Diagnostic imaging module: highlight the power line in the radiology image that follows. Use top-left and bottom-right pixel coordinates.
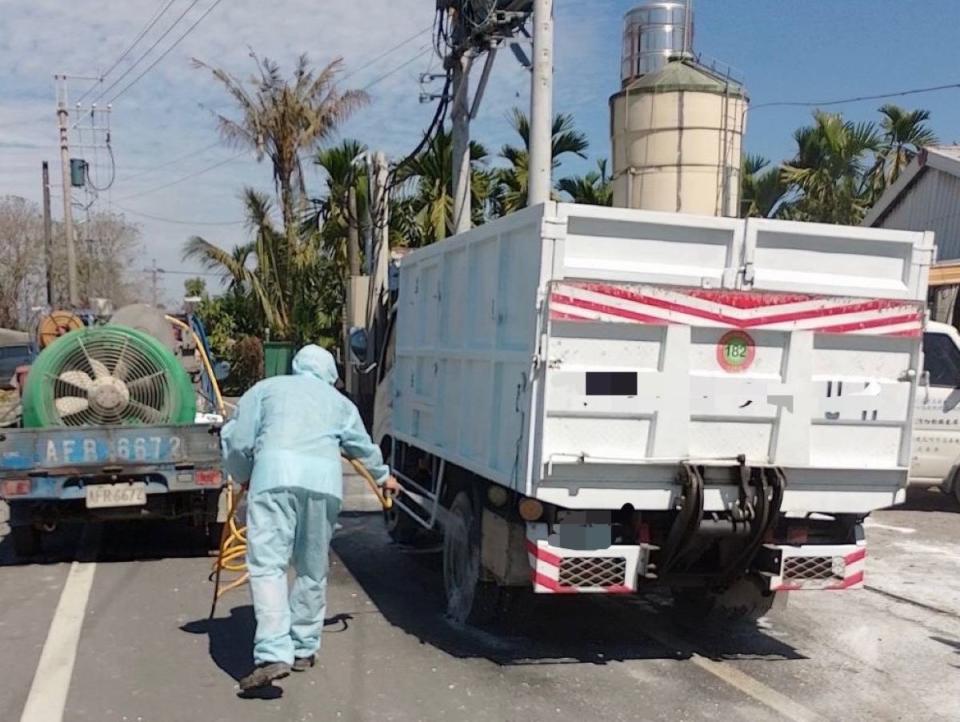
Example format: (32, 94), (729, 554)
(92, 0), (203, 105)
(107, 0), (227, 104)
(753, 82), (960, 112)
(114, 151), (245, 202)
(117, 140), (226, 183)
(76, 0), (179, 104)
(340, 24), (434, 84)
(361, 46), (433, 91)
(112, 202), (244, 226)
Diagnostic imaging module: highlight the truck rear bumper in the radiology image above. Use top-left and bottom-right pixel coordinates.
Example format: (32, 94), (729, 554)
(762, 541), (866, 591)
(525, 523), (654, 594)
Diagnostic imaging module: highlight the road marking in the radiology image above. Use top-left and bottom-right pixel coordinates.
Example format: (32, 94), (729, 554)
(863, 519), (916, 534)
(20, 526), (100, 722)
(636, 626), (823, 722)
(686, 652), (822, 722)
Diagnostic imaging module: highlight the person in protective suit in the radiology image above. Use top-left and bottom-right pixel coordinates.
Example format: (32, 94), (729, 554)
(221, 344), (400, 691)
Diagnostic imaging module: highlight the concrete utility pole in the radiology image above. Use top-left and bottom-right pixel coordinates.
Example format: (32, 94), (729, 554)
(56, 75), (80, 307)
(527, 0), (555, 207)
(451, 52), (473, 235)
(41, 161), (54, 306)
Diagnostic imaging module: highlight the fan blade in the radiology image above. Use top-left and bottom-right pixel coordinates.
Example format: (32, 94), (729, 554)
(113, 338), (131, 381)
(125, 371), (165, 393)
(58, 370), (94, 391)
(90, 358), (111, 381)
(55, 396), (90, 416)
(127, 400), (164, 424)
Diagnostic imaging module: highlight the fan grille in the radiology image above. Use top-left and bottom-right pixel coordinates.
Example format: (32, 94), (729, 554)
(22, 326), (196, 428)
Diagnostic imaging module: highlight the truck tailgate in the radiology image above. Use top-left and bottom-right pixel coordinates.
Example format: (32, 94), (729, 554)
(0, 424), (219, 478)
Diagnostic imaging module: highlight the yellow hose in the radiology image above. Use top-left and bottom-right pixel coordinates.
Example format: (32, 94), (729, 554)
(165, 315), (226, 417)
(209, 457), (392, 618)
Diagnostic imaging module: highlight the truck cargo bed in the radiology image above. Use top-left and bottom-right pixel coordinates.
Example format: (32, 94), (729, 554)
(393, 202), (933, 514)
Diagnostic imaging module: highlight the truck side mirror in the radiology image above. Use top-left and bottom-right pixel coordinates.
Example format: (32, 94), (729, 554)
(213, 360), (231, 381)
(348, 328), (369, 365)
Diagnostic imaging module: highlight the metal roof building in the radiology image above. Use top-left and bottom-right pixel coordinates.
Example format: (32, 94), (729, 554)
(864, 145), (960, 261)
(864, 146), (960, 322)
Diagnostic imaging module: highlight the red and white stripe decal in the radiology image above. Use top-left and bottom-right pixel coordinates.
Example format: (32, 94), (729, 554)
(550, 282), (923, 337)
(771, 546), (867, 592)
(526, 540), (633, 595)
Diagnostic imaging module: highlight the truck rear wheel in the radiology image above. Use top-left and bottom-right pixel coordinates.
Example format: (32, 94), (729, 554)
(11, 525), (41, 559)
(443, 491), (501, 625)
(384, 504), (420, 545)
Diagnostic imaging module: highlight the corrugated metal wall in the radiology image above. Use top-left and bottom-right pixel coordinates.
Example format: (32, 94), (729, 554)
(876, 169), (960, 260)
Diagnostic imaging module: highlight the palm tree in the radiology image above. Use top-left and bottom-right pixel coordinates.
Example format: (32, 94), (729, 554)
(870, 104), (938, 192)
(495, 108), (589, 215)
(394, 128), (492, 246)
(780, 111), (881, 225)
(314, 139), (368, 275)
(184, 189), (291, 337)
(556, 159), (613, 206)
(192, 53), (367, 256)
(740, 154), (788, 218)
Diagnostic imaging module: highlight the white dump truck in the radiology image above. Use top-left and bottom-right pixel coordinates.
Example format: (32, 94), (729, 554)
(350, 201), (933, 623)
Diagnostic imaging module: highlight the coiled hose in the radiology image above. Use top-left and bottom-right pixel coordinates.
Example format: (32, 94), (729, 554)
(208, 457), (392, 618)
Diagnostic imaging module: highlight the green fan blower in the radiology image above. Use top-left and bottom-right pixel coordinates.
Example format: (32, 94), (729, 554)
(21, 325), (196, 428)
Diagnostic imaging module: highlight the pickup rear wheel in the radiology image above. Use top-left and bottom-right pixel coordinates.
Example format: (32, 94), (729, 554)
(443, 491), (500, 626)
(11, 525), (41, 559)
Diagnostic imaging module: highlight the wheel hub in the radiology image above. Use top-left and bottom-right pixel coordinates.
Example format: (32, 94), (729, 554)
(88, 377), (130, 414)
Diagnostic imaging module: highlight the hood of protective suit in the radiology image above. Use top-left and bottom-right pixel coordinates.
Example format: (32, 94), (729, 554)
(291, 344), (339, 385)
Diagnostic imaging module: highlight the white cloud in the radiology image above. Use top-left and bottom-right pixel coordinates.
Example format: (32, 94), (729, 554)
(0, 0), (625, 303)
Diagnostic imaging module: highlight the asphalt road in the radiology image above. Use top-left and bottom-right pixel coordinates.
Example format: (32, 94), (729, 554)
(1, 475), (959, 722)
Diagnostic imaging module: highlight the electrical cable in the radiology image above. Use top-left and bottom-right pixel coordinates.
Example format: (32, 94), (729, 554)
(111, 202), (245, 226)
(107, 0), (227, 105)
(86, 139), (117, 192)
(76, 0), (179, 104)
(360, 46), (433, 92)
(92, 0), (203, 105)
(117, 140), (225, 183)
(388, 74), (452, 189)
(113, 150), (245, 202)
(753, 82), (960, 112)
(340, 24), (434, 84)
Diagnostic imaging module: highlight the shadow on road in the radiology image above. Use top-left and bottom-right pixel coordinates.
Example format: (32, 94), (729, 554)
(181, 606), (359, 693)
(332, 513), (806, 668)
(0, 515), (216, 567)
(893, 487), (960, 513)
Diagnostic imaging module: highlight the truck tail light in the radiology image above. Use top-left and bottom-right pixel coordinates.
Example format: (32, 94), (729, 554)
(2, 480), (31, 496)
(518, 498), (544, 521)
(195, 469), (222, 487)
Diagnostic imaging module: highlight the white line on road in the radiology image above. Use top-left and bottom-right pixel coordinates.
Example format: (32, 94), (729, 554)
(20, 560), (97, 722)
(863, 519), (916, 534)
(635, 626), (823, 722)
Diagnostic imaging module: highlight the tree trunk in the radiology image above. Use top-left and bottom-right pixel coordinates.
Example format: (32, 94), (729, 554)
(347, 186), (361, 277)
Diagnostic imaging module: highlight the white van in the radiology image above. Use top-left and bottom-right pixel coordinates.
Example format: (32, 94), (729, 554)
(912, 321), (960, 503)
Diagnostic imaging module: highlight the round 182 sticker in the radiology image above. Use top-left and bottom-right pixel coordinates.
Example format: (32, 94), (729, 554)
(716, 330), (756, 373)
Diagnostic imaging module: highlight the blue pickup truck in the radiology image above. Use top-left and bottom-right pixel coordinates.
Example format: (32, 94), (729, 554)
(0, 423), (224, 556)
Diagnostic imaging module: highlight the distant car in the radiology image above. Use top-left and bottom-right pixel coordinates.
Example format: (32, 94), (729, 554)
(910, 322), (960, 504)
(0, 344), (33, 389)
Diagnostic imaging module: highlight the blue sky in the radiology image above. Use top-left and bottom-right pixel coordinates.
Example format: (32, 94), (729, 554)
(2, 0), (958, 303)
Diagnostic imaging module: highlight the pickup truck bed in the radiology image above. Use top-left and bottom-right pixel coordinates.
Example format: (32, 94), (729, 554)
(0, 424), (224, 554)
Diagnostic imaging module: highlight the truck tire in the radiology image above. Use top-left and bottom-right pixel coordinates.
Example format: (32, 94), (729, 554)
(11, 525), (41, 559)
(443, 491), (501, 626)
(672, 577), (777, 625)
(205, 522), (225, 554)
(384, 504), (420, 545)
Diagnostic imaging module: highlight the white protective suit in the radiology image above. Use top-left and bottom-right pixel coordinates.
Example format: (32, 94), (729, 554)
(221, 344), (389, 665)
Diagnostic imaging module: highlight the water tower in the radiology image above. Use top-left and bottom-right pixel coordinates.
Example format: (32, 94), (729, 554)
(610, 1), (748, 217)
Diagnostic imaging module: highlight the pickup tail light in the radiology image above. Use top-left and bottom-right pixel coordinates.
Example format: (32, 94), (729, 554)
(2, 480), (31, 497)
(195, 469), (222, 487)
